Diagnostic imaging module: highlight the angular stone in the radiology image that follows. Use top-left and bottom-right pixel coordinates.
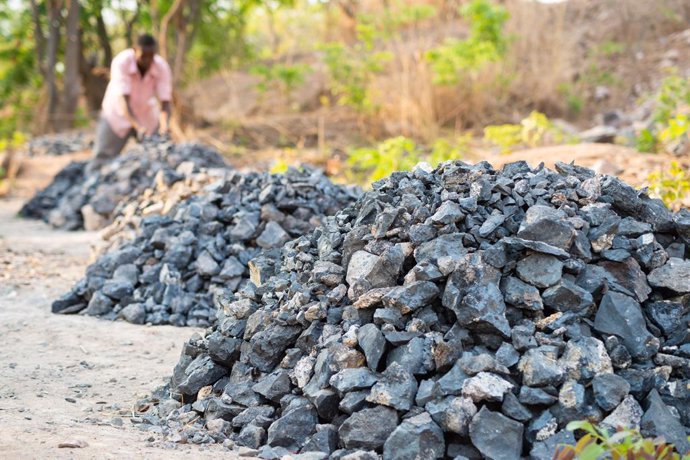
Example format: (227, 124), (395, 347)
(119, 303), (146, 324)
(426, 396), (477, 435)
(452, 284), (511, 337)
(338, 406), (399, 450)
(383, 412), (445, 460)
(256, 221), (290, 249)
(252, 370), (291, 402)
(366, 362), (417, 411)
(518, 348), (565, 387)
(594, 291), (659, 360)
(382, 281), (439, 314)
(640, 390), (690, 454)
(357, 324), (386, 370)
(329, 368), (378, 394)
(648, 257), (690, 293)
(542, 279), (593, 312)
(461, 372), (513, 403)
(266, 404), (318, 450)
(469, 407), (523, 460)
(601, 395), (643, 431)
(592, 373), (630, 412)
(500, 276), (543, 311)
(516, 254), (563, 288)
(561, 337), (613, 381)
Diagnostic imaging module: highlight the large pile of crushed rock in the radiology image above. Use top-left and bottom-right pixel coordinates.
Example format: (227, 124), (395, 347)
(52, 167), (360, 327)
(19, 138), (227, 230)
(151, 160), (690, 459)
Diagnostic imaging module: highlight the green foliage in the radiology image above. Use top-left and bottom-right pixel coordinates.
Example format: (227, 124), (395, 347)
(347, 136), (467, 185)
(320, 26), (392, 113)
(484, 111), (561, 153)
(250, 62), (310, 104)
(636, 128), (658, 153)
(634, 73), (690, 153)
(558, 83), (585, 116)
(425, 0), (508, 85)
(269, 157), (290, 174)
(555, 420), (688, 460)
(647, 161), (690, 210)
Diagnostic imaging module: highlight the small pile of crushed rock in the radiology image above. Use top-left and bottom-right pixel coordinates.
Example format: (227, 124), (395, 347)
(145, 160), (690, 459)
(52, 166), (360, 327)
(20, 138), (227, 230)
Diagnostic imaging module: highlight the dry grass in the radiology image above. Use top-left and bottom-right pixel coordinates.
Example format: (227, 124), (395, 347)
(185, 0), (690, 147)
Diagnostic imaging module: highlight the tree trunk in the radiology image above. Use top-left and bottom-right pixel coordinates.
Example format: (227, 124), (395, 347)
(44, 0), (62, 132)
(60, 0), (81, 131)
(29, 0), (47, 76)
(95, 14), (112, 65)
(159, 0), (186, 62)
(123, 3), (141, 48)
(172, 0), (201, 82)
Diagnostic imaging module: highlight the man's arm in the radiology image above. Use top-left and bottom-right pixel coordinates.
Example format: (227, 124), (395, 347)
(159, 100), (171, 135)
(123, 95), (143, 136)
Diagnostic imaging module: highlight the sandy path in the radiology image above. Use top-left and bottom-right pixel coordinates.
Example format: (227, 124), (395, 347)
(0, 199), (230, 459)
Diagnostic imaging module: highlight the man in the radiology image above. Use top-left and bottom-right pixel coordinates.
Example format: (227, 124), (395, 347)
(90, 34), (172, 171)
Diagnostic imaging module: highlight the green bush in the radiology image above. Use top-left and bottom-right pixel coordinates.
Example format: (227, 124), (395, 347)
(347, 135), (468, 185)
(634, 73), (690, 153)
(250, 62), (311, 106)
(425, 0), (508, 85)
(555, 420), (688, 460)
(483, 111), (568, 153)
(320, 22), (392, 114)
(647, 160), (690, 210)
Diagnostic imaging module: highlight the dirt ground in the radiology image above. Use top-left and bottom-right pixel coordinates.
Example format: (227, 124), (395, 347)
(0, 199), (232, 460)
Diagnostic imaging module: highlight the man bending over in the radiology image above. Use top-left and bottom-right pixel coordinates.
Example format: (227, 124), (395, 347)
(90, 33), (172, 171)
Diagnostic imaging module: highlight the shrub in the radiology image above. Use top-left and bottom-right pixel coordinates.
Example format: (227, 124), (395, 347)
(634, 73), (690, 153)
(483, 111), (566, 153)
(647, 160), (690, 210)
(555, 420), (688, 460)
(425, 0), (509, 85)
(347, 135), (468, 185)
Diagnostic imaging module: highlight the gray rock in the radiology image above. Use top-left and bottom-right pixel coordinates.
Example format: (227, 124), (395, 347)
(648, 257), (690, 293)
(529, 430), (575, 460)
(196, 251), (221, 276)
(256, 221), (290, 249)
(500, 276), (543, 311)
(357, 324), (386, 370)
(594, 291), (659, 360)
(542, 279), (593, 312)
(119, 303), (146, 324)
(516, 254), (563, 288)
(518, 386), (558, 406)
(452, 284), (511, 337)
(329, 368), (378, 394)
(461, 372), (513, 403)
(266, 404), (318, 450)
(469, 407), (523, 460)
(175, 355), (229, 397)
(640, 390), (690, 454)
(518, 348), (565, 387)
(301, 424), (338, 454)
(501, 392), (532, 422)
(383, 412), (445, 460)
(338, 406), (399, 450)
(366, 362), (418, 411)
(382, 281), (439, 314)
(561, 337), (613, 381)
(601, 395), (643, 430)
(426, 396), (477, 435)
(252, 370), (291, 402)
(592, 373), (630, 411)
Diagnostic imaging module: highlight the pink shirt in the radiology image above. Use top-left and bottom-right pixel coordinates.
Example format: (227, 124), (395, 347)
(101, 49), (172, 138)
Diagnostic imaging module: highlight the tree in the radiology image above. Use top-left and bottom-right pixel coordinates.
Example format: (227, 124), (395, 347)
(61, 0), (80, 130)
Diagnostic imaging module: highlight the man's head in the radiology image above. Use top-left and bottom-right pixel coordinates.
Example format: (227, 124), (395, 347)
(135, 34), (157, 70)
